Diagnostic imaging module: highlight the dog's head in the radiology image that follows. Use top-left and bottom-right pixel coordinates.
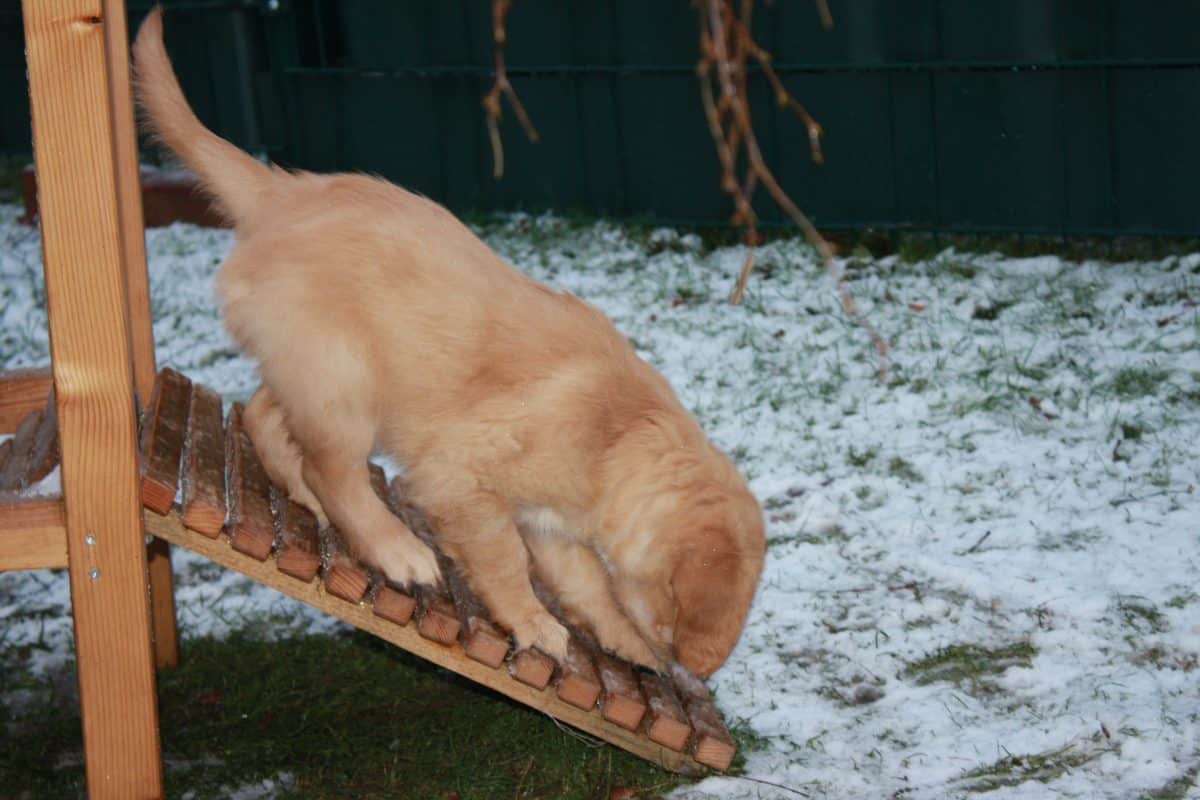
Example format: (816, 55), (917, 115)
(605, 443), (765, 677)
(669, 502), (764, 677)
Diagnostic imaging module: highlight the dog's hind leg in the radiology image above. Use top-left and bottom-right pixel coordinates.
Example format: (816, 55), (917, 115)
(420, 489), (570, 661)
(524, 533), (664, 670)
(243, 384), (327, 525)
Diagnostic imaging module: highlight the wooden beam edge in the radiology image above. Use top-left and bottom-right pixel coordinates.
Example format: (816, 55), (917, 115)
(0, 497), (67, 570)
(0, 368), (53, 434)
(144, 509), (707, 775)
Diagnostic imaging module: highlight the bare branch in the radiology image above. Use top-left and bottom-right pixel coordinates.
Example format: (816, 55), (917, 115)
(483, 0), (539, 179)
(815, 0), (834, 31)
(696, 0), (889, 382)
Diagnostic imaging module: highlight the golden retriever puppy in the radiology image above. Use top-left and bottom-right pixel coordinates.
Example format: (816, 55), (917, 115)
(133, 7), (763, 676)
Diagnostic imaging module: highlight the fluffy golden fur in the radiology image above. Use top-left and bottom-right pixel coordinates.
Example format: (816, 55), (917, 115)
(133, 7), (764, 676)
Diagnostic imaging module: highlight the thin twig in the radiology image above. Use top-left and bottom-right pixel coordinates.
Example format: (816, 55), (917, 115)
(814, 0), (834, 30)
(696, 0), (890, 382)
(959, 530), (992, 555)
(724, 773), (813, 797)
(483, 0), (539, 179)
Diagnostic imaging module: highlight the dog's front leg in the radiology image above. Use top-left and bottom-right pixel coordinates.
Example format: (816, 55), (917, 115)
(431, 495), (570, 661)
(301, 450), (441, 587)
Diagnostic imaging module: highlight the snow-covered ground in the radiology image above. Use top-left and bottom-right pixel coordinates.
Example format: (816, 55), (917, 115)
(2, 204), (1198, 799)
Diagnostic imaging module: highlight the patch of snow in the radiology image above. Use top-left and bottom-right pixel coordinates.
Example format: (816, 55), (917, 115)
(2, 205), (1198, 798)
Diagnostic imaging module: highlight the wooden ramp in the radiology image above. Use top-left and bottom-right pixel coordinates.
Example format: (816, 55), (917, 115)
(1, 368), (737, 774)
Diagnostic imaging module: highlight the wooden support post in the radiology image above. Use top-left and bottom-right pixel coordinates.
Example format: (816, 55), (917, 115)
(22, 0), (163, 793)
(101, 0), (177, 671)
(102, 0), (155, 399)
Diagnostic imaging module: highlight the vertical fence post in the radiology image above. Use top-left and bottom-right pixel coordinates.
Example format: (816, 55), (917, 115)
(22, 0), (163, 795)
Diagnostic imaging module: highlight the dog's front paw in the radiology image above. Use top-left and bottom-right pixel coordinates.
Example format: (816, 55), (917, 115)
(512, 610), (570, 662)
(373, 533), (441, 588)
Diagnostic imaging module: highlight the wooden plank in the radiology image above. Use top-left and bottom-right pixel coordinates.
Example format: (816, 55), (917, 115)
(0, 408), (44, 491)
(145, 509), (704, 774)
(444, 564), (509, 668)
(460, 613), (510, 669)
(394, 462), (509, 664)
(0, 439), (11, 475)
(638, 671), (692, 752)
(321, 527), (369, 604)
(139, 368), (191, 514)
(673, 668), (736, 771)
(556, 639), (602, 711)
(370, 576), (416, 626)
(23, 0), (163, 792)
(271, 486), (320, 583)
(0, 497), (68, 570)
(378, 470), (459, 645)
(23, 388), (60, 488)
(595, 650), (648, 731)
(361, 465), (418, 624)
(180, 383), (226, 537)
(0, 368), (52, 434)
(511, 648), (556, 690)
(224, 403), (274, 561)
(416, 585), (461, 645)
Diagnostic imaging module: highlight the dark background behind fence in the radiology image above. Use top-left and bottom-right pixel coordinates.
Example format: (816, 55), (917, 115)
(3, 0), (1198, 237)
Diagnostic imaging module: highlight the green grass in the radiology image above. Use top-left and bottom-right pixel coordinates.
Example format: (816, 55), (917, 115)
(959, 741), (1112, 793)
(972, 298), (1018, 321)
(886, 457), (923, 483)
(0, 155), (30, 203)
(1111, 366), (1169, 399)
(903, 642), (1036, 696)
(1117, 597), (1168, 634)
(0, 631), (688, 799)
(1141, 763), (1200, 800)
(846, 445), (878, 468)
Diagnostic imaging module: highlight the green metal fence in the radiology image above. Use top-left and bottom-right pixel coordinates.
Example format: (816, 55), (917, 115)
(4, 1), (1199, 237)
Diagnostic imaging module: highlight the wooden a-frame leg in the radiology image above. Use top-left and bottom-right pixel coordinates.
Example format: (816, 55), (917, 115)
(101, 0), (179, 669)
(23, 0), (163, 796)
(147, 539), (179, 667)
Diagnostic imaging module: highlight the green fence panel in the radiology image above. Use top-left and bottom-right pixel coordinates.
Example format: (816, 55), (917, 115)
(0, 4), (28, 156)
(3, 0), (1198, 237)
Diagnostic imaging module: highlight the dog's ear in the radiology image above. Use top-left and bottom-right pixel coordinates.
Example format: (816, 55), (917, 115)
(670, 526), (756, 677)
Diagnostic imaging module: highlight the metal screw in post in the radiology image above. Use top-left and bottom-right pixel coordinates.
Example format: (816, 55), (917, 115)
(88, 567), (100, 581)
(84, 532), (96, 546)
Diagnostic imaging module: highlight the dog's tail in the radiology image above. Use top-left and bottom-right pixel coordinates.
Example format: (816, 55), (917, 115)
(132, 6), (273, 224)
